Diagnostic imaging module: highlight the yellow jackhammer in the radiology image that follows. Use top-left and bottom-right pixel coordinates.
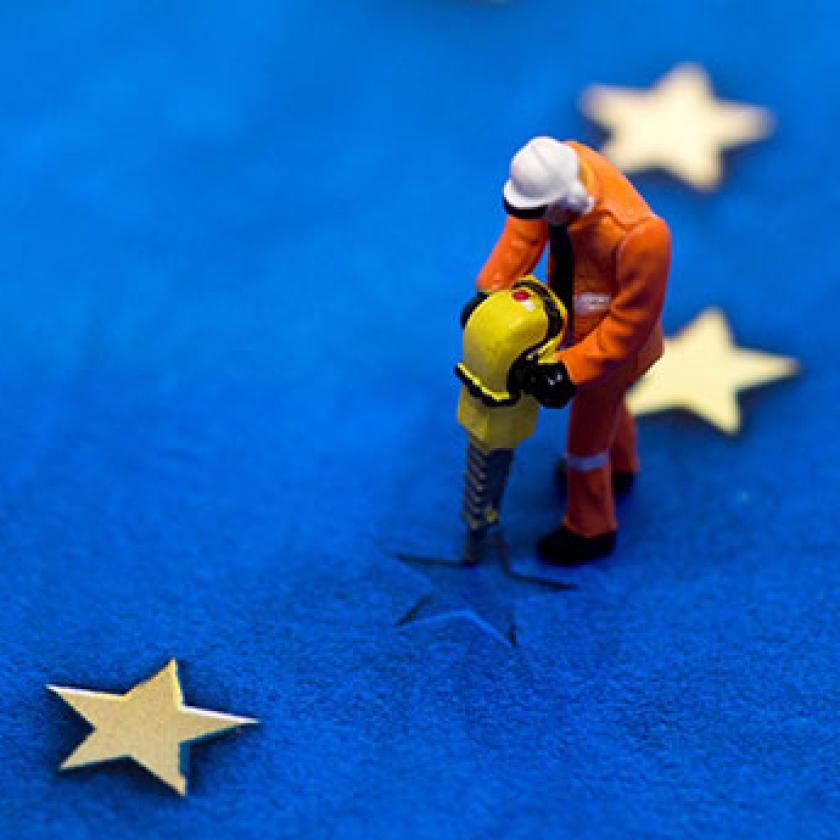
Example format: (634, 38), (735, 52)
(455, 278), (568, 563)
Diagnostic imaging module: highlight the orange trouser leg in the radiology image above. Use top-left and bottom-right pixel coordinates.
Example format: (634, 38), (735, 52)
(563, 382), (629, 538)
(610, 400), (640, 474)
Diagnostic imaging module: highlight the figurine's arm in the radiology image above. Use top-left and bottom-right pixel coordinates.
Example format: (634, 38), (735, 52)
(476, 216), (548, 292)
(560, 217), (671, 388)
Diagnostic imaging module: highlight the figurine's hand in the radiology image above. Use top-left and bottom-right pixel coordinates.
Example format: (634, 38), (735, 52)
(459, 291), (488, 329)
(517, 360), (576, 409)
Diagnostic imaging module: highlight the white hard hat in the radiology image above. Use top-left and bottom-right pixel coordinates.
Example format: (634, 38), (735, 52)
(503, 137), (593, 215)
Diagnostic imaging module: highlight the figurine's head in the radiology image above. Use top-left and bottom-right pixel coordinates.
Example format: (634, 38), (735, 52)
(503, 137), (594, 225)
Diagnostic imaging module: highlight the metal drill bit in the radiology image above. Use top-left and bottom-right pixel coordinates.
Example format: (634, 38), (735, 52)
(461, 442), (513, 563)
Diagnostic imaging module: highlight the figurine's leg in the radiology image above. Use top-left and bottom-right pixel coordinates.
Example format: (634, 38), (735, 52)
(609, 400), (640, 495)
(563, 384), (624, 538)
(553, 399), (638, 494)
(537, 380), (625, 565)
(610, 401), (639, 473)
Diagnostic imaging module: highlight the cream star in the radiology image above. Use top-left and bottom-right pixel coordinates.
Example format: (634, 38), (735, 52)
(627, 308), (798, 434)
(49, 660), (256, 795)
(581, 64), (774, 190)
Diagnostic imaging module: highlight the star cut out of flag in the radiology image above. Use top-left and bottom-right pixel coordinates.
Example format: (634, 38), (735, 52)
(396, 535), (574, 648)
(49, 660), (256, 795)
(581, 63), (774, 190)
(628, 308), (798, 434)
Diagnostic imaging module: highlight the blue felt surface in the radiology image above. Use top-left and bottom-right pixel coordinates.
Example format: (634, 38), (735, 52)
(0, 0), (838, 836)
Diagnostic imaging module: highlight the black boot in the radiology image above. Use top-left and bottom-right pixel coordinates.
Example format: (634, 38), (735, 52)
(537, 525), (617, 566)
(553, 459), (636, 498)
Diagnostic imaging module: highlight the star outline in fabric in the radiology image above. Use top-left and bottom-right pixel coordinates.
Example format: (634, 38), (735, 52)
(396, 533), (575, 648)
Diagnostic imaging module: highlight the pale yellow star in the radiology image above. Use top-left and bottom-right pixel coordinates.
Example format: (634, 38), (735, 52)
(49, 660), (256, 795)
(628, 308), (798, 434)
(581, 64), (774, 190)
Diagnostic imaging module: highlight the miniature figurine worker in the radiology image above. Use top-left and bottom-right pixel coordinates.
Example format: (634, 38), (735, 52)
(470, 137), (671, 565)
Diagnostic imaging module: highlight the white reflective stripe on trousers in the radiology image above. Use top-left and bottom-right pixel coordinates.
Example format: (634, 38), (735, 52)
(565, 449), (610, 472)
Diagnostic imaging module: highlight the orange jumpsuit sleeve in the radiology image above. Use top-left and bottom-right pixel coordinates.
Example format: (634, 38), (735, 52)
(476, 216), (548, 292)
(560, 216), (671, 388)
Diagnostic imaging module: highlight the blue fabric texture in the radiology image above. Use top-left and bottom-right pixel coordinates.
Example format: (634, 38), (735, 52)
(0, 0), (837, 836)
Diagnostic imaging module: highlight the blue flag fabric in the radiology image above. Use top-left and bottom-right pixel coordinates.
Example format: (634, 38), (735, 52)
(0, 0), (837, 836)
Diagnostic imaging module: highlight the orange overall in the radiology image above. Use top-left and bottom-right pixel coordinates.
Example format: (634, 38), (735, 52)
(476, 142), (671, 538)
